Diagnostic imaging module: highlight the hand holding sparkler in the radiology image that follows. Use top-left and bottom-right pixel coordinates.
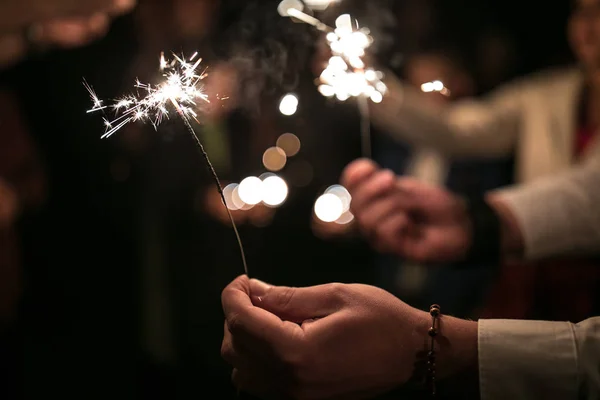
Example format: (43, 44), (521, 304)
(85, 52), (249, 277)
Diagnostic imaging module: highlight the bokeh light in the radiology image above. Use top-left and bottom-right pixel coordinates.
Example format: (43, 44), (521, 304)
(324, 185), (352, 213)
(335, 211), (355, 225)
(223, 183), (241, 211)
(322, 185), (354, 224)
(314, 193), (344, 222)
(277, 0), (304, 16)
(279, 94), (299, 116)
(276, 133), (301, 157)
(421, 80), (450, 96)
(261, 175), (289, 207)
(238, 177), (264, 205)
(303, 0), (340, 10)
(231, 185), (251, 210)
(262, 147), (287, 171)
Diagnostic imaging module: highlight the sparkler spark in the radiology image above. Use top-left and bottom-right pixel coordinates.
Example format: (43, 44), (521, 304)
(317, 14), (387, 104)
(84, 52), (249, 277)
(86, 52), (210, 139)
(279, 2), (386, 157)
(279, 3), (387, 104)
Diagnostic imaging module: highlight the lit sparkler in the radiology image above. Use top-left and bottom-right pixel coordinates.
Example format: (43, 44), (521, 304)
(86, 52), (209, 138)
(84, 52), (249, 276)
(279, 1), (386, 157)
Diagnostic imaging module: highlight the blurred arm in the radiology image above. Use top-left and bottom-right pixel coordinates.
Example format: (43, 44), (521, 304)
(478, 317), (600, 400)
(370, 71), (523, 158)
(487, 160), (600, 260)
(0, 0), (135, 33)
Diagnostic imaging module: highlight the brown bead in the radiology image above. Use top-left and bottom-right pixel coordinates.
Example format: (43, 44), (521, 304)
(428, 327), (437, 337)
(430, 305), (440, 317)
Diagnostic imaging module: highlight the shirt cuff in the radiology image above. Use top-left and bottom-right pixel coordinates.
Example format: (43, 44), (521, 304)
(493, 181), (590, 260)
(478, 319), (578, 400)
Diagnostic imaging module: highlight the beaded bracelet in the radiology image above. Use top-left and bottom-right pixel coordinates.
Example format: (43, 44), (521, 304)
(426, 304), (441, 396)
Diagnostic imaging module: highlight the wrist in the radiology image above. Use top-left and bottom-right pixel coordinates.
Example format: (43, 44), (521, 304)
(409, 307), (479, 396)
(436, 317), (478, 380)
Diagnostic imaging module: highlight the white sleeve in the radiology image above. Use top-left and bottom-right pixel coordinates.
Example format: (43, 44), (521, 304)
(478, 317), (600, 400)
(369, 71), (524, 158)
(494, 160), (600, 260)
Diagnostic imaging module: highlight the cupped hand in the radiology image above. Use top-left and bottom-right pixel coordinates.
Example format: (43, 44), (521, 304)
(221, 275), (430, 399)
(341, 158), (472, 263)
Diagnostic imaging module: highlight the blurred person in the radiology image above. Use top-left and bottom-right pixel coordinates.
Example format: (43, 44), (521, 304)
(220, 157), (600, 399)
(358, 47), (509, 316)
(371, 0), (600, 188)
(371, 0), (600, 322)
(399, 49), (511, 316)
(0, 86), (47, 400)
(0, 0), (134, 330)
(0, 0), (136, 68)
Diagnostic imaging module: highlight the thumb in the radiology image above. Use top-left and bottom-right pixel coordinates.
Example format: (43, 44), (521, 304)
(249, 279), (343, 323)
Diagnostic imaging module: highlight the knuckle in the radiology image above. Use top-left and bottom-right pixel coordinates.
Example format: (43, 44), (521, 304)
(326, 282), (348, 303)
(226, 312), (243, 334)
(275, 287), (296, 311)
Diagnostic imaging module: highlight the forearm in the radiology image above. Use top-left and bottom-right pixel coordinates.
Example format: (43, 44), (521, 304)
(370, 73), (518, 158)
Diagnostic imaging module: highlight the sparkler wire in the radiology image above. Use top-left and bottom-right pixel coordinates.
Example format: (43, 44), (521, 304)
(179, 115), (249, 277)
(357, 95), (372, 158)
(281, 5), (382, 159)
(85, 52), (249, 277)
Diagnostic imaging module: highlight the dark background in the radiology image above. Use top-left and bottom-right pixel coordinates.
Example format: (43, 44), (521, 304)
(0, 0), (577, 399)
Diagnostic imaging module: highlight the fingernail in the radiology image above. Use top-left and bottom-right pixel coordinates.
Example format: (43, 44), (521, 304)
(249, 279), (271, 297)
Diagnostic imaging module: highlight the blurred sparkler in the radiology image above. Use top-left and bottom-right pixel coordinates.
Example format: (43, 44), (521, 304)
(84, 52), (249, 276)
(279, 1), (386, 157)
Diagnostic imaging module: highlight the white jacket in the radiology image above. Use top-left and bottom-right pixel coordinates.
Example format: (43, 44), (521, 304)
(371, 67), (600, 183)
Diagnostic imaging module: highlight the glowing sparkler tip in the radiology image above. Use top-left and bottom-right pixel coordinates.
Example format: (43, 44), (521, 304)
(316, 14), (387, 104)
(85, 52), (209, 138)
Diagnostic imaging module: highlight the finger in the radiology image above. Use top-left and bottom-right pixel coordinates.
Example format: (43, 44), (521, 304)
(354, 193), (410, 236)
(371, 212), (411, 255)
(87, 13), (110, 37)
(221, 320), (246, 368)
(222, 275), (302, 354)
(395, 177), (433, 200)
(348, 169), (396, 214)
(38, 18), (91, 47)
(110, 0), (137, 15)
(249, 279), (344, 323)
(1, 0), (134, 32)
(42, 13), (109, 48)
(340, 158), (379, 193)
